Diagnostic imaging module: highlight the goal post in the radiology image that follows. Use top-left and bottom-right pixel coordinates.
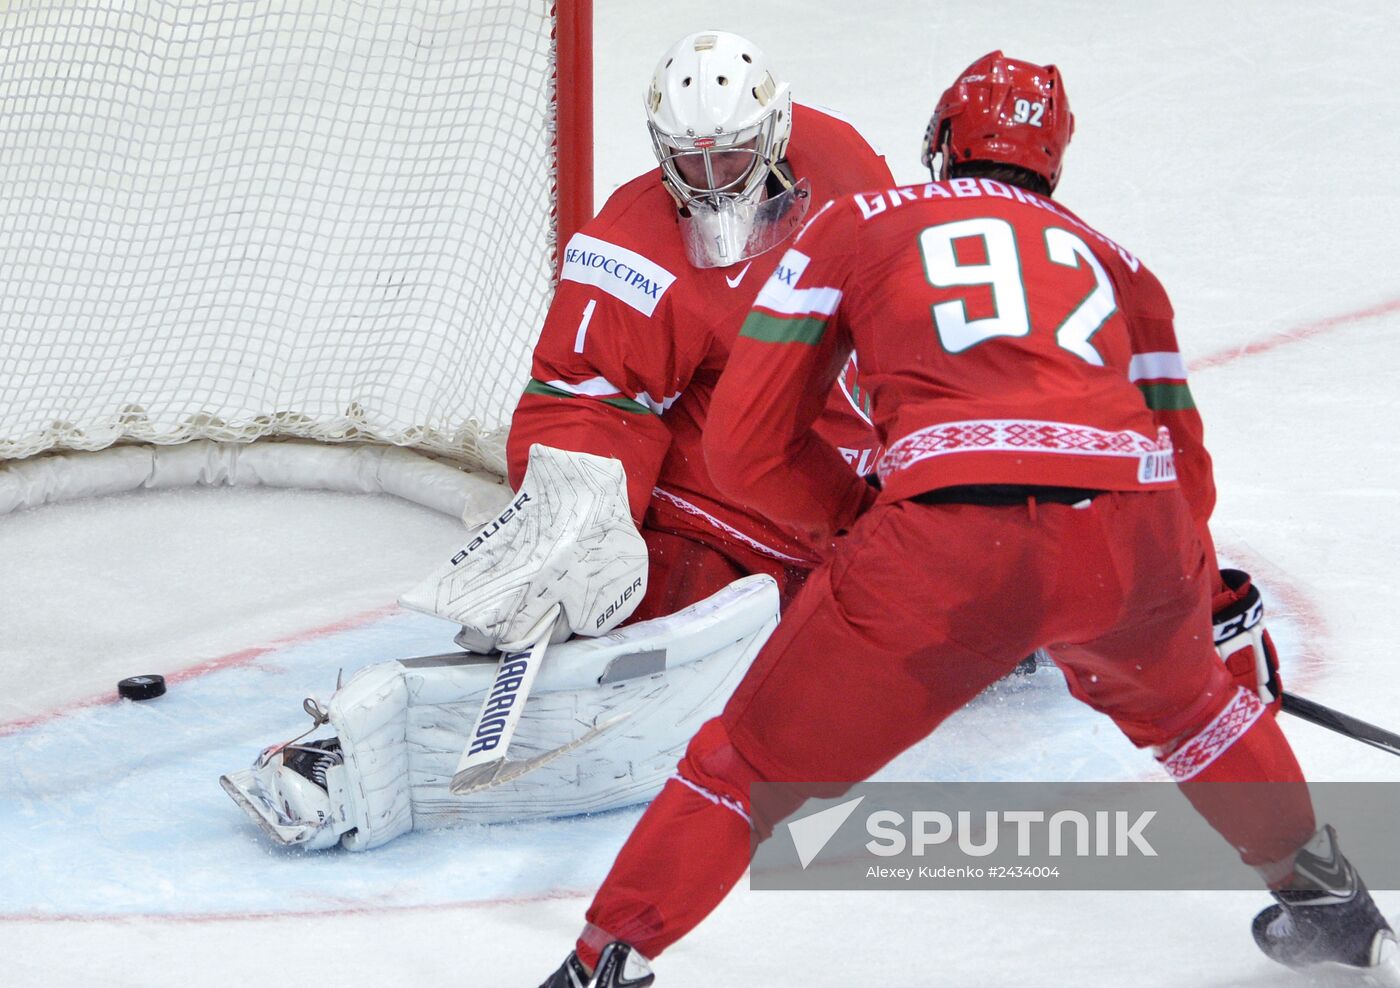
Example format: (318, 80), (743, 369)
(0, 0), (594, 519)
(554, 0), (594, 275)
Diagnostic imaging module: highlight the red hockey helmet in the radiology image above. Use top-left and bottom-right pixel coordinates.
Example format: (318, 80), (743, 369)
(922, 50), (1074, 192)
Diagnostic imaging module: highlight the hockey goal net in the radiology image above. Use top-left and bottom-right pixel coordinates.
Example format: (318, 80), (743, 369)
(0, 0), (591, 516)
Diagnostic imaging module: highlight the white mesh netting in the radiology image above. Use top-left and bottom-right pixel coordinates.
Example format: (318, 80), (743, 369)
(0, 0), (565, 476)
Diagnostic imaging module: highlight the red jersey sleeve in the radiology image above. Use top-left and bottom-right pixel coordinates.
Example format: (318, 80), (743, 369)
(1117, 263), (1219, 563)
(507, 217), (702, 522)
(705, 202), (873, 542)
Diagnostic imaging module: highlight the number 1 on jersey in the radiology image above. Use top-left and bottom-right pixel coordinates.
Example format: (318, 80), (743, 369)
(919, 219), (1118, 365)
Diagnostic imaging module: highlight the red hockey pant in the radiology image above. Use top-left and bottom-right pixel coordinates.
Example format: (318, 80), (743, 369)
(627, 524), (808, 625)
(579, 491), (1313, 964)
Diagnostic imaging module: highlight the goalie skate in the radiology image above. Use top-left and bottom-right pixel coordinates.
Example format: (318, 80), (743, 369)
(219, 739), (353, 851)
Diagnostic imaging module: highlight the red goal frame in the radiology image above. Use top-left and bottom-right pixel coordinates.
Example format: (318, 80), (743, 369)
(553, 0), (594, 274)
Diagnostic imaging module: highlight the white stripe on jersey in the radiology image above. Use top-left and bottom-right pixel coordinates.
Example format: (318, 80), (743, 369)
(651, 487), (809, 564)
(1129, 351), (1188, 383)
(754, 249), (842, 317)
(544, 376), (623, 398)
(560, 232), (677, 317)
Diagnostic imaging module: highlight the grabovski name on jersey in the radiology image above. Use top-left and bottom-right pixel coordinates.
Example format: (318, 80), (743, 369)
(852, 179), (1141, 273)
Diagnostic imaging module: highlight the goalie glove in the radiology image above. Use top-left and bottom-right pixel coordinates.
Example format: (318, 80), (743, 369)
(400, 444), (648, 652)
(1212, 568), (1282, 712)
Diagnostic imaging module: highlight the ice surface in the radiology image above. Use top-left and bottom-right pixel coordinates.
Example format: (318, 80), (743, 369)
(3, 1), (1400, 985)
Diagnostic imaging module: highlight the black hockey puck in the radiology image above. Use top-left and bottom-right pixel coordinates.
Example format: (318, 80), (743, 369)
(117, 675), (166, 701)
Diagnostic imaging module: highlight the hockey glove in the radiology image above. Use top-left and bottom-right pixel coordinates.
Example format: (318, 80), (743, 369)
(399, 445), (648, 653)
(1212, 568), (1282, 712)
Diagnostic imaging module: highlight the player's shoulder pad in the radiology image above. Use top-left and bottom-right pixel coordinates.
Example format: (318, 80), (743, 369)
(789, 102), (894, 193)
(1123, 259), (1173, 320)
(593, 169), (666, 226)
(752, 198), (855, 315)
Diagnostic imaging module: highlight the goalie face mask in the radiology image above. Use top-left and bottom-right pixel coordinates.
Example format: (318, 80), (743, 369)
(645, 30), (797, 267)
(675, 174), (811, 269)
(660, 134), (765, 202)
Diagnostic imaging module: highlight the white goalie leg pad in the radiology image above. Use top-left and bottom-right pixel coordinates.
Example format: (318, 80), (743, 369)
(327, 663), (414, 850)
(313, 574), (779, 848)
(222, 575), (778, 850)
(398, 444), (649, 652)
(403, 573), (779, 828)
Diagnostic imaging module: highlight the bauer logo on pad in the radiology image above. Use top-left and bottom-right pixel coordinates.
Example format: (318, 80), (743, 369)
(561, 233), (677, 317)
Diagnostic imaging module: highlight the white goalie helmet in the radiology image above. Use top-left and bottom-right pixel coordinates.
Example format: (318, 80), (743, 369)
(645, 31), (810, 268)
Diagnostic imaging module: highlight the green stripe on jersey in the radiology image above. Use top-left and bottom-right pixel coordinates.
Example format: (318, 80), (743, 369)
(523, 378), (653, 415)
(1137, 381), (1196, 411)
(741, 310), (828, 345)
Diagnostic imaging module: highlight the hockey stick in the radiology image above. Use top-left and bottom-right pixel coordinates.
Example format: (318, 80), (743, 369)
(450, 709), (634, 795)
(446, 604), (639, 794)
(1281, 692), (1400, 759)
(450, 605), (560, 795)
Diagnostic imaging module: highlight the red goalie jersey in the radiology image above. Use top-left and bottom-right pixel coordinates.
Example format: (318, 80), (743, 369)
(707, 177), (1217, 559)
(507, 104), (894, 614)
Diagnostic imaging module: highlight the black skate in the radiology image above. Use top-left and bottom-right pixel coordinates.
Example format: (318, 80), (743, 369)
(539, 943), (654, 988)
(539, 952), (591, 988)
(1253, 825), (1400, 985)
(282, 737), (343, 788)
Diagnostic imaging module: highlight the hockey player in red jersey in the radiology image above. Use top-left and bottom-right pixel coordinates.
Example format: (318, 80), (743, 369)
(507, 31), (892, 623)
(216, 29), (895, 860)
(539, 52), (1398, 986)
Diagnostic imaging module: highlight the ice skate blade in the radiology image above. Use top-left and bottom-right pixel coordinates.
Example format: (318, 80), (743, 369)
(1300, 933), (1400, 988)
(219, 771), (338, 849)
